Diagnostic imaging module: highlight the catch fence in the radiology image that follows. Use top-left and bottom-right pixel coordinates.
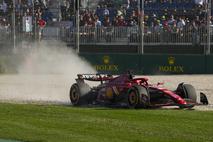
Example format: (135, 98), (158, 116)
(46, 25), (211, 46)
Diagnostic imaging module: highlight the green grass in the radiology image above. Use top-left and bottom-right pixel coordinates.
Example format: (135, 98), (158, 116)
(0, 103), (213, 142)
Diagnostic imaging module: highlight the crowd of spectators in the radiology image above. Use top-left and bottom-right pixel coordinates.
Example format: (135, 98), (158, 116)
(0, 0), (52, 35)
(1, 0), (210, 31)
(67, 0), (211, 35)
(0, 0), (212, 43)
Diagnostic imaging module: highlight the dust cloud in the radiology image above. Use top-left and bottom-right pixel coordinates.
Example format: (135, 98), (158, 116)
(0, 41), (96, 104)
(17, 41), (95, 75)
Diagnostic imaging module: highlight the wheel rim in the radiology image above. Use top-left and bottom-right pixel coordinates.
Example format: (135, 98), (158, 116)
(128, 91), (138, 105)
(70, 86), (79, 104)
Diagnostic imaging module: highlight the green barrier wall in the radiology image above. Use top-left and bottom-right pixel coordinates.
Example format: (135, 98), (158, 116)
(206, 55), (213, 74)
(80, 54), (212, 75)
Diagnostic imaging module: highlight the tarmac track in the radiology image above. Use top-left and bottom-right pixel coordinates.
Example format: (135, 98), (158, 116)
(0, 74), (212, 111)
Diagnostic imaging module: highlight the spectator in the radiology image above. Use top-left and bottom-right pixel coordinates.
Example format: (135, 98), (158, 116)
(86, 17), (94, 27)
(41, 0), (48, 8)
(191, 20), (200, 46)
(116, 15), (127, 26)
(60, 0), (67, 21)
(103, 16), (111, 27)
(1, 0), (7, 13)
(95, 16), (102, 27)
(168, 15), (176, 26)
(194, 0), (207, 6)
(127, 16), (137, 26)
(177, 17), (186, 31)
(42, 8), (53, 22)
(154, 20), (163, 33)
(27, 0), (33, 7)
(79, 15), (85, 26)
(38, 18), (46, 28)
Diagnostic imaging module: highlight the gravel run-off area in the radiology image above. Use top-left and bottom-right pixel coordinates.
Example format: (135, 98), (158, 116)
(0, 74), (212, 111)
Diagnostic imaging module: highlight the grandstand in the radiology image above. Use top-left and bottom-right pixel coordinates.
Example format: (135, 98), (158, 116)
(0, 0), (212, 54)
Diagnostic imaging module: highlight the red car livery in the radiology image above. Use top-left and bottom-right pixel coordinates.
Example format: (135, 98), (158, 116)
(70, 73), (208, 108)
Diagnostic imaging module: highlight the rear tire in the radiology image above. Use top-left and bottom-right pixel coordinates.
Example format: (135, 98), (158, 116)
(70, 83), (91, 106)
(70, 83), (81, 106)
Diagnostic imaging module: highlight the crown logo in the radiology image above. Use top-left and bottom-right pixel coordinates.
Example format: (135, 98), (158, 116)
(168, 57), (175, 65)
(103, 56), (110, 64)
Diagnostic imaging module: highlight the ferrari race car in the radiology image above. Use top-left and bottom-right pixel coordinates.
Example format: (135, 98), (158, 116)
(69, 73), (208, 108)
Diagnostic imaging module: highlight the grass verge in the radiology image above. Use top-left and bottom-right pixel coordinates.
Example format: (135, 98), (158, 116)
(0, 103), (213, 142)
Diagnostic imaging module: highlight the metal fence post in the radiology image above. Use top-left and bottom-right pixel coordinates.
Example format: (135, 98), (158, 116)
(141, 0), (144, 54)
(138, 0), (144, 54)
(12, 0), (16, 50)
(207, 0), (211, 55)
(75, 0), (80, 53)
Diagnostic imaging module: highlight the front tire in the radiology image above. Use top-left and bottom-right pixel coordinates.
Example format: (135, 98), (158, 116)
(135, 85), (150, 108)
(177, 83), (197, 103)
(182, 84), (197, 103)
(126, 89), (139, 108)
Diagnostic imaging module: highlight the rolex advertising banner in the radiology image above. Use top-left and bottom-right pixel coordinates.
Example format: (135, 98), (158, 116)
(80, 54), (211, 75)
(140, 55), (206, 74)
(81, 54), (141, 74)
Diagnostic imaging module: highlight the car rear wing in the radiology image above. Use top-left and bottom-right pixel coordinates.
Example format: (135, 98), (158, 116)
(77, 74), (114, 83)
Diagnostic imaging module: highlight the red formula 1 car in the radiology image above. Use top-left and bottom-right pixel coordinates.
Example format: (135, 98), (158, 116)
(69, 73), (208, 108)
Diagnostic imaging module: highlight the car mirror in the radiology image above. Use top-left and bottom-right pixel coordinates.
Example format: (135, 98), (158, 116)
(157, 82), (164, 86)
